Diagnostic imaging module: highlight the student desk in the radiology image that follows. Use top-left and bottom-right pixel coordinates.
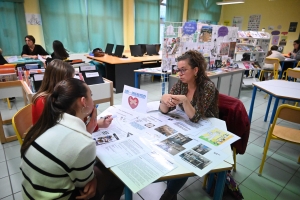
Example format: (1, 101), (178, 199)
(21, 78), (114, 106)
(7, 57), (44, 67)
(248, 80), (300, 125)
(120, 117), (234, 200)
(86, 55), (162, 93)
(0, 80), (27, 143)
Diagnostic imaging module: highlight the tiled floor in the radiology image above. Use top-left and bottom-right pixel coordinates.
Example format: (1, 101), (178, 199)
(1, 75), (300, 200)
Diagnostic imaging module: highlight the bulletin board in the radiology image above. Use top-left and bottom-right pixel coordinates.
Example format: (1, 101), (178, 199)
(161, 22), (239, 72)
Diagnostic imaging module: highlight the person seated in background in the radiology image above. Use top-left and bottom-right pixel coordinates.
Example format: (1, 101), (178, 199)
(21, 35), (48, 59)
(21, 78), (124, 200)
(262, 45), (285, 80)
(281, 40), (300, 78)
(241, 53), (251, 77)
(0, 48), (8, 65)
(287, 39), (300, 61)
(89, 48), (106, 77)
(159, 50), (219, 200)
(51, 40), (69, 60)
(32, 59), (111, 132)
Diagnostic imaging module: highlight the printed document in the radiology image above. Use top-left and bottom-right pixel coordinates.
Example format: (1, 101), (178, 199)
(96, 136), (151, 168)
(111, 151), (177, 193)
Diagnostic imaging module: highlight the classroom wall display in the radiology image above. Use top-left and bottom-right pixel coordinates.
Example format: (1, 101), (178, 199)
(25, 13), (42, 25)
(247, 14), (261, 31)
(232, 16), (243, 30)
(272, 35), (280, 45)
(288, 22), (298, 32)
(162, 21), (239, 72)
(279, 35), (287, 46)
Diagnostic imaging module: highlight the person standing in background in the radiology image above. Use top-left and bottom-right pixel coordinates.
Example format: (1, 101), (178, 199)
(21, 35), (48, 59)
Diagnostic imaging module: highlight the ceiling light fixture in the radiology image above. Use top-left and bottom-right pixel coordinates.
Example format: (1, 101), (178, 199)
(216, 0), (245, 5)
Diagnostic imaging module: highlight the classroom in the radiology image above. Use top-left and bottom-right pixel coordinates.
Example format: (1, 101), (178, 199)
(0, 0), (300, 200)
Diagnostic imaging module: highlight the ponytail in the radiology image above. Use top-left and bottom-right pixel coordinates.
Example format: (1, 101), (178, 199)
(21, 78), (87, 157)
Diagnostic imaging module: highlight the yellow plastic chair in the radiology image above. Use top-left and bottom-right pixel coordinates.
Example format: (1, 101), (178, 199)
(259, 58), (280, 99)
(281, 60), (300, 79)
(258, 104), (300, 176)
(285, 68), (300, 106)
(12, 104), (33, 145)
(259, 57), (280, 81)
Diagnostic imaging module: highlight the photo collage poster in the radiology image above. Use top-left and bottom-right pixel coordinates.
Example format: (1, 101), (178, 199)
(247, 14), (261, 31)
(162, 22), (239, 73)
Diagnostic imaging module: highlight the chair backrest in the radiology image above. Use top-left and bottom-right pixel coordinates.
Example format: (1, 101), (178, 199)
(274, 104), (300, 125)
(218, 93), (250, 154)
(265, 57), (280, 70)
(12, 104), (33, 145)
(286, 68), (300, 80)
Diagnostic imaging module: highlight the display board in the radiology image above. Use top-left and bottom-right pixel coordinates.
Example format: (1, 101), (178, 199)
(162, 22), (239, 74)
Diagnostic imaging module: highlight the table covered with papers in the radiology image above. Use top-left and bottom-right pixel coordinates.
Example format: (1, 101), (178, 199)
(93, 103), (239, 197)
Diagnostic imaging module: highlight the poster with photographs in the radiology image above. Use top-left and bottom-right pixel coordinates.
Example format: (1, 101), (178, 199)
(174, 142), (229, 177)
(197, 128), (240, 149)
(199, 26), (213, 42)
(219, 42), (230, 56)
(92, 124), (128, 145)
(155, 133), (193, 155)
(232, 16), (243, 30)
(247, 14), (261, 31)
(164, 37), (180, 55)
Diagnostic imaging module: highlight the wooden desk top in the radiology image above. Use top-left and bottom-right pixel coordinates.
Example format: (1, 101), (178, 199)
(86, 54), (162, 65)
(86, 55), (141, 64)
(253, 80), (300, 100)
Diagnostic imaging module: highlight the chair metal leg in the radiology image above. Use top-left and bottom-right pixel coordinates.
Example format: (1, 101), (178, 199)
(264, 95), (273, 122)
(202, 174), (208, 189)
(259, 130), (272, 176)
(233, 147), (237, 172)
(6, 98), (11, 110)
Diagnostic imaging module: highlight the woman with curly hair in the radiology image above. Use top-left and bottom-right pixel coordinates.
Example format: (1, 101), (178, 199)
(159, 50), (219, 200)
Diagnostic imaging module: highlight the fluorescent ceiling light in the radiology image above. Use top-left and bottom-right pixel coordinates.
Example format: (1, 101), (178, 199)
(216, 0), (245, 5)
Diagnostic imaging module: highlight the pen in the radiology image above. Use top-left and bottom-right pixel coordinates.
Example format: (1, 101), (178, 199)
(104, 115), (117, 120)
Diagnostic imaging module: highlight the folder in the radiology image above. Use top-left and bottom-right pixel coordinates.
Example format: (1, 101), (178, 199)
(79, 65), (104, 85)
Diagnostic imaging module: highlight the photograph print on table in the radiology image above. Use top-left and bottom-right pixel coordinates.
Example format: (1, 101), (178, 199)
(179, 150), (212, 170)
(155, 124), (178, 137)
(192, 144), (211, 155)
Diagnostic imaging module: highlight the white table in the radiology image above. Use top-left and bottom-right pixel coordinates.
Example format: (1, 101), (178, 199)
(248, 80), (300, 124)
(112, 115), (234, 200)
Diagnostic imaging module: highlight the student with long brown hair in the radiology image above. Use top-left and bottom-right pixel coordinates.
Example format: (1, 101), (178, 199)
(31, 59), (75, 124)
(21, 78), (124, 200)
(32, 59), (112, 132)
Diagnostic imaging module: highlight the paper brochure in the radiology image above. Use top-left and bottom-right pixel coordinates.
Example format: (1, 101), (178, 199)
(111, 151), (177, 193)
(95, 136), (152, 168)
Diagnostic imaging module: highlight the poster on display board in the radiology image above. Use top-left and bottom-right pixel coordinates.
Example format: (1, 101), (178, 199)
(247, 14), (261, 31)
(162, 22), (239, 71)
